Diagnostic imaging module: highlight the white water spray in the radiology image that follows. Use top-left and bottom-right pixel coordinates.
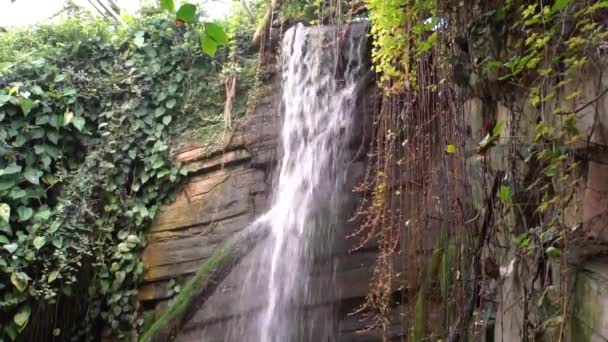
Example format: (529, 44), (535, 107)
(224, 23), (368, 342)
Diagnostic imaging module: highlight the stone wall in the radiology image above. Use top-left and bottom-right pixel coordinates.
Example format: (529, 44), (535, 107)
(463, 62), (608, 341)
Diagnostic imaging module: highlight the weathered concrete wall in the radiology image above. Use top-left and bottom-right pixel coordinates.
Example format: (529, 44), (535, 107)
(463, 62), (608, 341)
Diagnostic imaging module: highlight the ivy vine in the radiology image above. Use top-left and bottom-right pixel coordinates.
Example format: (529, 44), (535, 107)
(0, 7), (231, 341)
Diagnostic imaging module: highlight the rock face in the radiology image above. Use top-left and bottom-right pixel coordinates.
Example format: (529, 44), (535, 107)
(138, 69), (280, 314)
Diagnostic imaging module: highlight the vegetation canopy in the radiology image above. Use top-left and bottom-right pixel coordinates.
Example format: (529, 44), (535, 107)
(0, 3), (257, 340)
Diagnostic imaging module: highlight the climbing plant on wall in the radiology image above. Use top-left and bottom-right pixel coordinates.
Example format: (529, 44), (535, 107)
(355, 0), (608, 340)
(0, 6), (233, 340)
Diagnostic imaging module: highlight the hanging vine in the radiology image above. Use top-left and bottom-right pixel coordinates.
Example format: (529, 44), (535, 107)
(354, 0), (608, 340)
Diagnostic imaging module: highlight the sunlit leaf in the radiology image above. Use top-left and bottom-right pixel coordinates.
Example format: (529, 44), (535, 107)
(33, 236), (46, 249)
(205, 22), (228, 44)
(48, 271), (59, 283)
(3, 243), (17, 254)
(160, 0), (175, 12)
(176, 4), (197, 22)
(165, 98), (177, 109)
(0, 203), (9, 223)
(201, 35), (218, 56)
(13, 304), (31, 330)
(492, 120), (505, 137)
(499, 185), (511, 203)
(11, 272), (29, 292)
(552, 0), (571, 12)
(63, 108), (73, 126)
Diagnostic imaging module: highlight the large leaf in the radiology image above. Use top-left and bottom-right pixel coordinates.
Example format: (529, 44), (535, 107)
(0, 203), (9, 223)
(552, 0), (571, 12)
(23, 167), (43, 185)
(13, 304), (31, 331)
(73, 116), (85, 131)
(165, 98), (177, 109)
(3, 243), (17, 253)
(176, 4), (197, 22)
(160, 0), (175, 12)
(20, 98), (33, 116)
(17, 206), (33, 222)
(0, 163), (22, 176)
(201, 35), (218, 57)
(33, 236), (46, 250)
(205, 22), (228, 45)
(11, 272), (29, 292)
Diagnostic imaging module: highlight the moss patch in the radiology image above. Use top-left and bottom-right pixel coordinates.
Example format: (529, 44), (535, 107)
(139, 244), (230, 342)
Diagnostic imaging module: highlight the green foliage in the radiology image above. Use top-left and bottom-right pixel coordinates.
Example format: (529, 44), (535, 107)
(499, 185), (512, 203)
(158, 1), (229, 56)
(444, 144), (457, 154)
(0, 8), (241, 340)
(365, 0), (438, 92)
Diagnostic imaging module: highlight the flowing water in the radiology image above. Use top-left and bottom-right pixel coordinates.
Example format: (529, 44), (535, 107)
(224, 23), (368, 341)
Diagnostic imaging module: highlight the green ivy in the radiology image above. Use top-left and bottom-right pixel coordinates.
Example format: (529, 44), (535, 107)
(0, 8), (233, 341)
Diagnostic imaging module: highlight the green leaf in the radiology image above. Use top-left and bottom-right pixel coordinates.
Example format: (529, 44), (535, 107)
(546, 246), (561, 258)
(48, 270), (59, 283)
(205, 22), (228, 45)
(176, 3), (197, 22)
(514, 232), (530, 249)
(552, 0), (571, 12)
(10, 188), (26, 200)
(201, 35), (218, 56)
(13, 304), (31, 330)
(11, 272), (29, 292)
(63, 109), (73, 126)
(168, 84), (178, 94)
(134, 36), (145, 48)
(0, 178), (16, 190)
(160, 0), (175, 12)
(155, 107), (166, 117)
(17, 206), (33, 222)
(49, 221), (61, 233)
(23, 167), (43, 185)
(33, 236), (46, 250)
(3, 242), (18, 253)
(162, 115), (172, 125)
(165, 98), (177, 109)
(20, 98), (33, 116)
(492, 120), (505, 137)
(0, 203), (9, 223)
(0, 163), (22, 176)
(31, 85), (43, 95)
(445, 144), (457, 154)
(72, 116), (85, 131)
(34, 209), (51, 221)
(499, 185), (511, 203)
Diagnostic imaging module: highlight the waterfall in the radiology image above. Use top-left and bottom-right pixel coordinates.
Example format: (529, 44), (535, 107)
(224, 23), (368, 342)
